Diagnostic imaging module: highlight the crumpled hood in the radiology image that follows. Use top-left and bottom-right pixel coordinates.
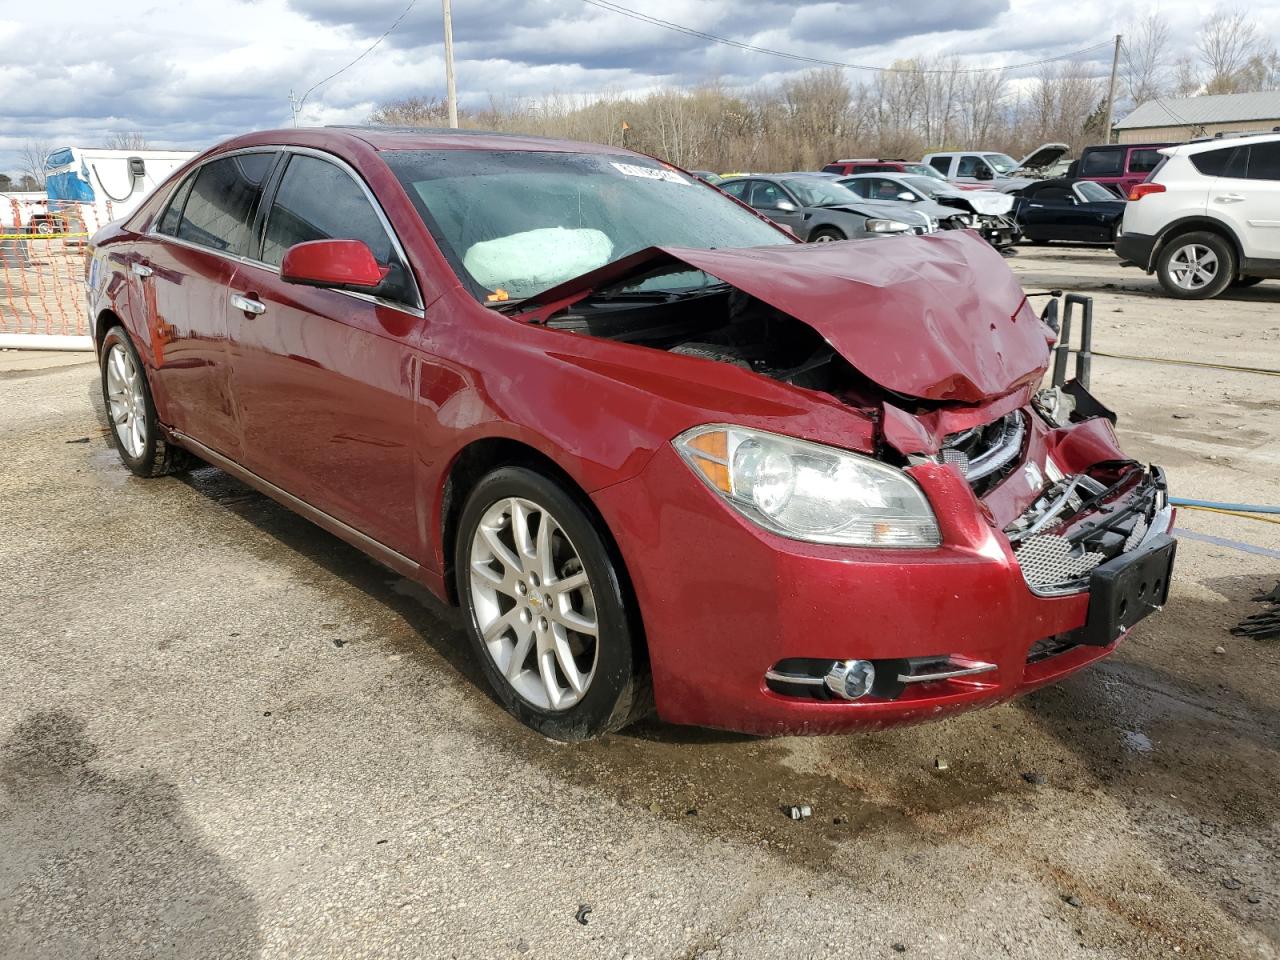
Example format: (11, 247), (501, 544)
(945, 190), (1014, 215)
(526, 231), (1050, 404)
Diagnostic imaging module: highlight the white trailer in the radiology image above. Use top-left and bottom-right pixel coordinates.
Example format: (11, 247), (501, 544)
(44, 147), (195, 235)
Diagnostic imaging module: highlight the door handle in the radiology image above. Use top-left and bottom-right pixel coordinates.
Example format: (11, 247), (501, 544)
(1216, 193), (1246, 203)
(231, 293), (267, 316)
(131, 262), (153, 278)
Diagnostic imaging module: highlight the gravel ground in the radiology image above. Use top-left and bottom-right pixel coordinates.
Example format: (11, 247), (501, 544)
(1, 245), (1277, 960)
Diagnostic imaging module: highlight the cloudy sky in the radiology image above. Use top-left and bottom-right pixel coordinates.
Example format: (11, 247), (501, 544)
(2, 0), (1278, 176)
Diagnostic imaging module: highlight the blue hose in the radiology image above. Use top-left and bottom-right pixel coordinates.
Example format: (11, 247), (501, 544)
(1170, 497), (1280, 515)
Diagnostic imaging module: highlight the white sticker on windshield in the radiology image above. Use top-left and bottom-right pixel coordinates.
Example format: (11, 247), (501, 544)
(610, 161), (691, 185)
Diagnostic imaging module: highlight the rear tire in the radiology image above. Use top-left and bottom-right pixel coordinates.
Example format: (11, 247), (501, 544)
(455, 466), (648, 741)
(99, 325), (192, 478)
(809, 227), (846, 243)
(1156, 231), (1235, 300)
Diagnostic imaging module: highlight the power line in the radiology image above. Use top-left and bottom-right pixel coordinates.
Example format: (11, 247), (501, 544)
(293, 0), (419, 121)
(580, 0), (1113, 75)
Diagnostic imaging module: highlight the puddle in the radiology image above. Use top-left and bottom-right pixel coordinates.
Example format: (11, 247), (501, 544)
(1121, 729), (1153, 754)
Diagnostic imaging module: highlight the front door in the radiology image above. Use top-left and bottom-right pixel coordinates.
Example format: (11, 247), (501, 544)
(227, 151), (425, 558)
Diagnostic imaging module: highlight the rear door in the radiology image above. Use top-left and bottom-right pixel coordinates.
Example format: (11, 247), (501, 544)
(137, 151), (278, 459)
(227, 149), (425, 557)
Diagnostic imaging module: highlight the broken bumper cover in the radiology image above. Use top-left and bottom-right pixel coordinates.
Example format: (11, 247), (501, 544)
(593, 443), (1174, 736)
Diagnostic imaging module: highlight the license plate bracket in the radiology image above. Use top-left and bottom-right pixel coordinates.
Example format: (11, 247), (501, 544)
(1080, 533), (1177, 646)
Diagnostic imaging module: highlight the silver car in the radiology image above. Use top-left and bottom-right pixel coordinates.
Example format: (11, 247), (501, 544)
(839, 173), (1021, 249)
(719, 175), (933, 242)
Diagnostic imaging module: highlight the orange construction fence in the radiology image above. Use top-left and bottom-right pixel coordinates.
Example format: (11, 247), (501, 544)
(1, 200), (93, 340)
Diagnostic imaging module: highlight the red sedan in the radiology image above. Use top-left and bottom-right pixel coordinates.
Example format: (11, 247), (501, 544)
(86, 128), (1176, 740)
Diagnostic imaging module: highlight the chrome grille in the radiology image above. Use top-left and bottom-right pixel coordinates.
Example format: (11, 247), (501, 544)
(1014, 534), (1104, 593)
(941, 411), (1025, 486)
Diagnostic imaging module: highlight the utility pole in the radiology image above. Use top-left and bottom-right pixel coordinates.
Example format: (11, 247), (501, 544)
(1103, 33), (1122, 145)
(442, 0), (458, 128)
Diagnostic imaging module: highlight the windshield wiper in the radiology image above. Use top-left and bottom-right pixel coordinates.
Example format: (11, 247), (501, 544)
(579, 283), (729, 304)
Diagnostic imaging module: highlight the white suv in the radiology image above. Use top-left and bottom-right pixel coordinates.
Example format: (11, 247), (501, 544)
(1117, 133), (1280, 299)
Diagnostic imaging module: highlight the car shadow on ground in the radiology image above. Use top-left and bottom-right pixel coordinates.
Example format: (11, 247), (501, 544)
(0, 711), (262, 959)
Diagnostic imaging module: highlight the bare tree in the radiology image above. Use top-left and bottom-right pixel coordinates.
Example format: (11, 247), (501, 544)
(18, 140), (51, 189)
(370, 96), (457, 126)
(104, 131), (152, 150)
(1172, 55), (1201, 96)
(1122, 13), (1171, 105)
(1197, 8), (1267, 94)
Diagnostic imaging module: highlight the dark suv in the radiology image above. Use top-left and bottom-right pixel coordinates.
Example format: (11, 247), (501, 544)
(1069, 143), (1178, 196)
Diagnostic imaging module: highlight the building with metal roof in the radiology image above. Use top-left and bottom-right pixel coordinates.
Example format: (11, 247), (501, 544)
(1114, 91), (1280, 144)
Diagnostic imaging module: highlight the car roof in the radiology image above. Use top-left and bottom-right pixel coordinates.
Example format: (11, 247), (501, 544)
(214, 125), (641, 157)
(1171, 132), (1280, 155)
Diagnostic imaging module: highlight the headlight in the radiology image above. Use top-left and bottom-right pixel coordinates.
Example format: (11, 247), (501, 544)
(673, 425), (941, 547)
(864, 218), (912, 234)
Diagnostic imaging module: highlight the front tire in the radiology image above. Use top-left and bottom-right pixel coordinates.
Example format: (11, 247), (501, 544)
(99, 325), (191, 477)
(1156, 231), (1235, 300)
(455, 467), (646, 741)
(809, 227), (846, 243)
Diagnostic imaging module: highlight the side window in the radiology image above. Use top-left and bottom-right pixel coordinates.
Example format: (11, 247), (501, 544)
(871, 177), (903, 200)
(928, 156), (950, 174)
(1244, 141), (1280, 180)
(1127, 149), (1162, 174)
(1190, 146), (1247, 178)
(156, 175), (195, 237)
(176, 153), (275, 255)
(820, 164), (844, 174)
(1080, 149), (1123, 177)
(843, 179), (871, 198)
(957, 155), (989, 178)
(749, 181), (787, 208)
(262, 153), (416, 306)
(720, 180), (749, 200)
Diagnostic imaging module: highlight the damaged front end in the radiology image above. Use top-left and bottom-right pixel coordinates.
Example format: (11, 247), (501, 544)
(515, 233), (1173, 727)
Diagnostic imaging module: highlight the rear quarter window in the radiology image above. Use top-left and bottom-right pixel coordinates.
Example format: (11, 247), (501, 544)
(1080, 149), (1124, 177)
(1190, 146), (1248, 178)
(1127, 149), (1163, 174)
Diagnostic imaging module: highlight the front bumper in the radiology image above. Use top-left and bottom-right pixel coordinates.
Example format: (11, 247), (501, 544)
(593, 435), (1172, 736)
(979, 215), (1021, 248)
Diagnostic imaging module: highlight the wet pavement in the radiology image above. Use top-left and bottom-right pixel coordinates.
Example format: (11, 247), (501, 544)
(1, 247), (1277, 958)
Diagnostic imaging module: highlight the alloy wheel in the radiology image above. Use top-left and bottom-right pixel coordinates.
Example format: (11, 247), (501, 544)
(1168, 243), (1218, 291)
(468, 497), (599, 711)
(105, 343), (146, 459)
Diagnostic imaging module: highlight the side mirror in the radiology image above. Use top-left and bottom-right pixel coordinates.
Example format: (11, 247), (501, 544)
(975, 166), (994, 181)
(772, 200), (797, 213)
(280, 239), (386, 290)
(897, 191), (917, 202)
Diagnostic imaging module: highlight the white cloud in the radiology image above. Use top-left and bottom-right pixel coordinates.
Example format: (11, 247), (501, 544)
(2, 0), (1278, 176)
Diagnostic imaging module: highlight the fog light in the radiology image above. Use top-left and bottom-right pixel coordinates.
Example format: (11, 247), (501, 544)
(824, 659), (876, 701)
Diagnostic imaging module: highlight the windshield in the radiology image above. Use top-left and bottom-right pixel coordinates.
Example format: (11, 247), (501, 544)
(383, 150), (791, 301)
(903, 176), (947, 197)
(1075, 181), (1116, 203)
(904, 163), (946, 180)
(984, 154), (1019, 175)
(781, 177), (862, 207)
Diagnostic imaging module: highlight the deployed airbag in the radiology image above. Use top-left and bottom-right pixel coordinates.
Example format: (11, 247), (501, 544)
(463, 227), (613, 293)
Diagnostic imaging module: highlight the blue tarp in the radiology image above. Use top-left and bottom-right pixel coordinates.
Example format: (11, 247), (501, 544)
(44, 148), (95, 202)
